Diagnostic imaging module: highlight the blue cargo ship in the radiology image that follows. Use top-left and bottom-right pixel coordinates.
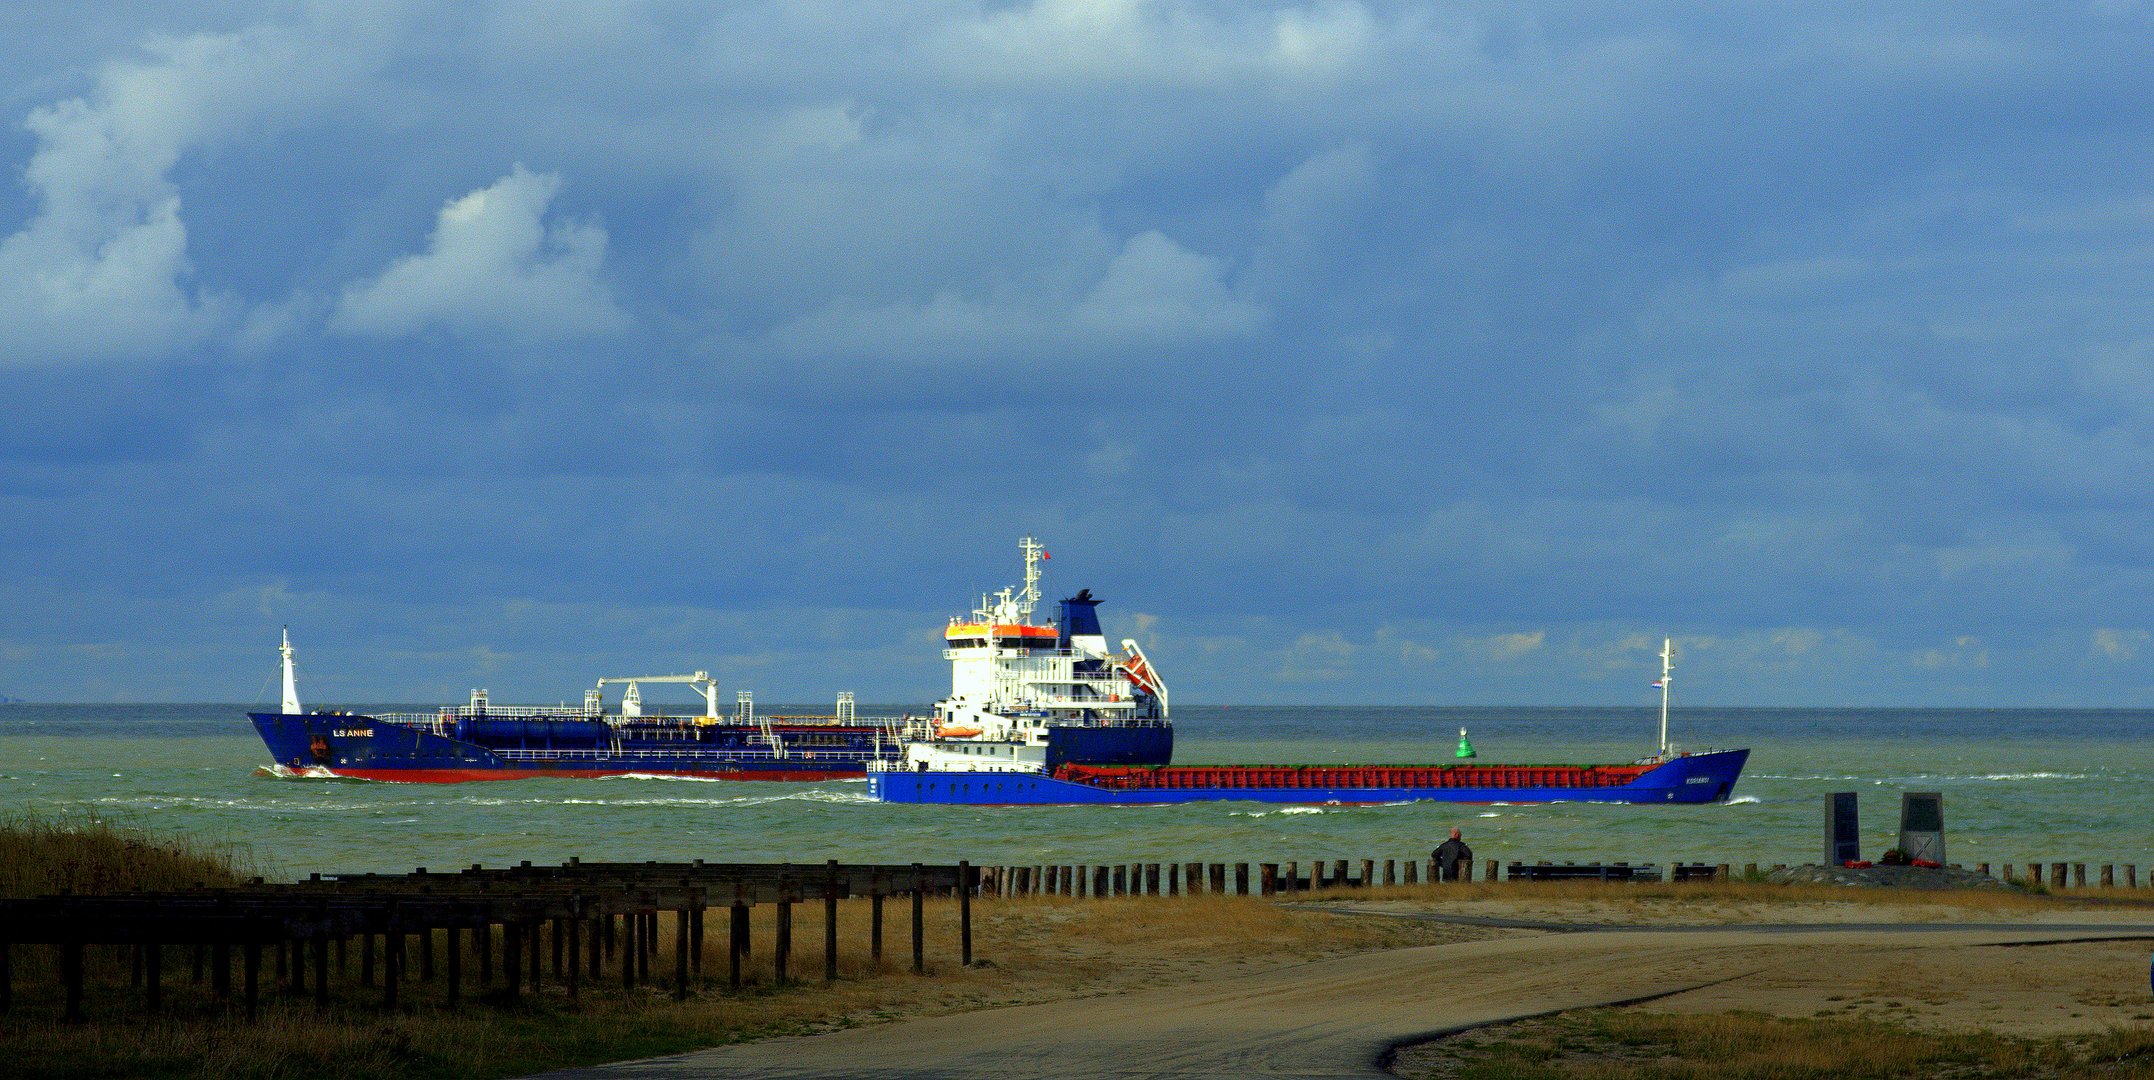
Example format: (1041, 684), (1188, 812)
(247, 538), (1170, 782)
(871, 637), (1750, 806)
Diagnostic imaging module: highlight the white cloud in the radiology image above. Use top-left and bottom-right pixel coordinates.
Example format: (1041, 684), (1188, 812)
(944, 0), (1380, 87)
(758, 227), (1261, 362)
(2092, 628), (2148, 661)
(0, 12), (390, 364)
(332, 166), (628, 341)
(1275, 629), (1355, 681)
(1072, 230), (1266, 341)
(1461, 630), (1545, 661)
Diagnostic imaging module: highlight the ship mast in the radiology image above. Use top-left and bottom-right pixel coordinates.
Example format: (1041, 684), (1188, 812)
(1017, 535), (1044, 623)
(280, 627), (302, 715)
(1656, 637), (1672, 760)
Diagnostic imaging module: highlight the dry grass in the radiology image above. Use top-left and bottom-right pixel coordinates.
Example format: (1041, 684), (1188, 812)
(1391, 1008), (2154, 1079)
(0, 811), (253, 898)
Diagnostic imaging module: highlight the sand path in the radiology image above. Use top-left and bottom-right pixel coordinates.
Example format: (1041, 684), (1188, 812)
(537, 922), (2154, 1079)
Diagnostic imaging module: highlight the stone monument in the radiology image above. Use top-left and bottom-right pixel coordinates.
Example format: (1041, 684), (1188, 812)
(1899, 791), (1944, 864)
(1825, 791), (1860, 865)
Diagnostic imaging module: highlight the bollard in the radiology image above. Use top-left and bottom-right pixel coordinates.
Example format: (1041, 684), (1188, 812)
(729, 903), (748, 987)
(911, 865), (926, 974)
(1285, 861), (1299, 893)
(1146, 864), (1161, 896)
(1313, 861), (1328, 889)
(1094, 865), (1109, 898)
(1404, 859), (1418, 885)
(826, 862), (842, 984)
(1717, 864), (1731, 881)
(1210, 863), (1228, 894)
(1167, 863), (1179, 896)
(1261, 864), (1278, 896)
(498, 923), (516, 1003)
(1977, 862), (1990, 877)
(678, 909), (693, 998)
(1361, 859), (1375, 888)
(144, 943), (162, 1013)
(2104, 865), (2116, 889)
(870, 890), (884, 964)
(960, 861), (974, 967)
(241, 941), (260, 1022)
(587, 915), (603, 983)
(2075, 864), (2087, 888)
(2052, 863), (2067, 889)
(1484, 858), (1497, 883)
(1112, 865), (1127, 896)
(1334, 859), (1349, 887)
(775, 897), (793, 984)
(1384, 859), (1396, 887)
(1185, 862), (1203, 894)
(1236, 863), (1250, 895)
(60, 940), (85, 1024)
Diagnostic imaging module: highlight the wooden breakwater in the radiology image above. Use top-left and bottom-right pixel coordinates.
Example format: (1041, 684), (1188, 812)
(966, 858), (2154, 894)
(0, 859), (975, 1023)
(11, 853), (2148, 1025)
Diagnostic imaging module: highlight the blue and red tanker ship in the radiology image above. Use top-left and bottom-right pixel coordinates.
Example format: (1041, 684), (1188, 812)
(246, 538), (1173, 782)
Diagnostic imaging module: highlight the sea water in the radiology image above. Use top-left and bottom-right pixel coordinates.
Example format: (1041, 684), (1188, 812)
(2, 704), (2148, 878)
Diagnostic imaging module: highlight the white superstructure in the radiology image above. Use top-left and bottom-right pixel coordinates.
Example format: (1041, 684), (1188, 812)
(887, 537), (1169, 774)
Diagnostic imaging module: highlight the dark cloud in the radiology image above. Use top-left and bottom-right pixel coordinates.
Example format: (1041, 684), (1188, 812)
(3, 2), (2154, 705)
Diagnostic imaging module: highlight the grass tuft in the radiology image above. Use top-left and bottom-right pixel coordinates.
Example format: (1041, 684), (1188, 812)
(0, 811), (253, 898)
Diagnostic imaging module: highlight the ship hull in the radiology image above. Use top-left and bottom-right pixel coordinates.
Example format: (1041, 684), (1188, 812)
(870, 749), (1749, 805)
(249, 711), (888, 783)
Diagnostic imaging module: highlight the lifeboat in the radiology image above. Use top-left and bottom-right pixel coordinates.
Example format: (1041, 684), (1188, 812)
(935, 724), (983, 739)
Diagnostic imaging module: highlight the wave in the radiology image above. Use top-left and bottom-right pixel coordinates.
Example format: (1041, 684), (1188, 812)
(1724, 796), (1761, 805)
(254, 763), (353, 781)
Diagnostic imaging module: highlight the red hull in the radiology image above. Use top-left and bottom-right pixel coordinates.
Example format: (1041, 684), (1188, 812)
(330, 766), (865, 783)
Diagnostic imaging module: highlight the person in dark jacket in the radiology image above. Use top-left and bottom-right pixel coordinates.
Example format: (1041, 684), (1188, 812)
(1432, 828), (1472, 882)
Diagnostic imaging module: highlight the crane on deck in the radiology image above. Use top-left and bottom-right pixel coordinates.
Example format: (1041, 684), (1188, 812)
(591, 672), (721, 722)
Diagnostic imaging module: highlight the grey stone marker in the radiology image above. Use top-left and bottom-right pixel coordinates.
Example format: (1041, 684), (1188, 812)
(1825, 791), (1861, 866)
(1899, 791), (1945, 864)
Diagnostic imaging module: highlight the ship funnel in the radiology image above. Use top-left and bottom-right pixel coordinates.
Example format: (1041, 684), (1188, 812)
(1058, 589), (1103, 651)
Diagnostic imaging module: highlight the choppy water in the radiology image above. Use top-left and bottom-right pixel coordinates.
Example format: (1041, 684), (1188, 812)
(2, 704), (2148, 878)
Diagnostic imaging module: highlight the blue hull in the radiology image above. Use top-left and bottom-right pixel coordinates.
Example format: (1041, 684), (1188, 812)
(249, 711), (889, 782)
(870, 749), (1750, 805)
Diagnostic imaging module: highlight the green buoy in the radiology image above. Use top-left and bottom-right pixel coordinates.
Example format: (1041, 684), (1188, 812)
(1455, 727), (1476, 759)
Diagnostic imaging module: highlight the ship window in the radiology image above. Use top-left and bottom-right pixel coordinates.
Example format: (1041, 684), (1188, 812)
(947, 638), (986, 649)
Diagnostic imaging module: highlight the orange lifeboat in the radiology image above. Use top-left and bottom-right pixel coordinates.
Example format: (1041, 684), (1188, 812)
(935, 724), (983, 739)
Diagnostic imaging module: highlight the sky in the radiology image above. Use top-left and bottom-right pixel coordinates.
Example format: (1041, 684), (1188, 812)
(4, 1), (2154, 707)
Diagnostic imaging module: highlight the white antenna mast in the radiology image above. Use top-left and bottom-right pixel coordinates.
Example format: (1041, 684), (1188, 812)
(1656, 637), (1673, 759)
(280, 627), (302, 715)
(1017, 535), (1044, 623)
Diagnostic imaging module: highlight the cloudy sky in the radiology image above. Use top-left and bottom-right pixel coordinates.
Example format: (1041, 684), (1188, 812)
(4, 1), (2153, 706)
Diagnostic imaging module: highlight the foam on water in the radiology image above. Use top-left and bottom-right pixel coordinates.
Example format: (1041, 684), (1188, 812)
(11, 702), (2154, 873)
